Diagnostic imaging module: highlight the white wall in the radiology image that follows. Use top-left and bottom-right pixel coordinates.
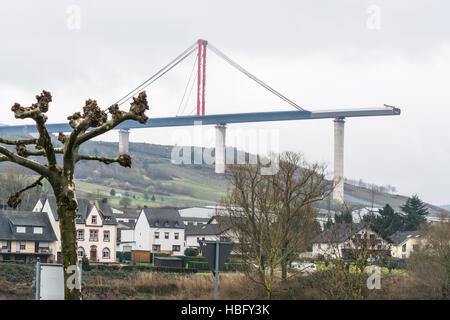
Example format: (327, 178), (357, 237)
(134, 212), (150, 251)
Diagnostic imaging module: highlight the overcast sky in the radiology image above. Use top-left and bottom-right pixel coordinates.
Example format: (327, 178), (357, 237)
(0, 1), (449, 205)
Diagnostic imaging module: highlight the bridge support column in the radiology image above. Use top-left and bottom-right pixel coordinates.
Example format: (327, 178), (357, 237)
(333, 118), (345, 204)
(119, 128), (130, 154)
(215, 124), (227, 174)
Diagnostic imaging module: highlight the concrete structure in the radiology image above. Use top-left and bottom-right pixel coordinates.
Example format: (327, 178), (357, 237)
(215, 124), (227, 173)
(118, 128), (130, 154)
(333, 118), (345, 203)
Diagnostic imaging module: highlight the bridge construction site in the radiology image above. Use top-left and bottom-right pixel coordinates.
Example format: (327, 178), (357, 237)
(0, 39), (401, 204)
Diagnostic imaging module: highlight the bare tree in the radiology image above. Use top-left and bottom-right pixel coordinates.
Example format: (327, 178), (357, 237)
(269, 152), (328, 281)
(408, 219), (450, 299)
(221, 152), (328, 299)
(1, 90), (149, 299)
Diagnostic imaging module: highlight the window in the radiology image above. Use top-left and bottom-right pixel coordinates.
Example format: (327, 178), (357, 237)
(175, 222), (179, 227)
(1, 241), (7, 249)
(78, 247), (85, 257)
(102, 248), (110, 259)
(34, 227), (43, 234)
(155, 232), (159, 239)
(164, 221), (169, 227)
(165, 232), (169, 239)
(154, 221), (159, 227)
(174, 233), (179, 240)
(19, 242), (26, 250)
(152, 244), (161, 251)
(77, 230), (84, 241)
(90, 230), (98, 241)
(402, 244), (406, 252)
(91, 216), (97, 224)
(172, 245), (180, 252)
(412, 244), (419, 251)
(76, 215), (82, 220)
(16, 226), (26, 233)
(369, 234), (375, 240)
(103, 231), (110, 242)
(39, 242), (49, 248)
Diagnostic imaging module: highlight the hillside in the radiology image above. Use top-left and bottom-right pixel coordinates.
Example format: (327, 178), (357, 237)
(0, 138), (447, 214)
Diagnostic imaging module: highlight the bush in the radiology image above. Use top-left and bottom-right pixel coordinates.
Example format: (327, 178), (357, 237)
(184, 248), (199, 257)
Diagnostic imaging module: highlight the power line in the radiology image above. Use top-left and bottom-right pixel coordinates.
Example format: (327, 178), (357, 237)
(176, 54), (198, 116)
(114, 42), (198, 106)
(208, 44), (304, 111)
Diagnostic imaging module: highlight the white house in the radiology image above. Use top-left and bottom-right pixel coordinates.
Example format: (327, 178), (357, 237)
(311, 223), (390, 259)
(389, 231), (423, 259)
(185, 223), (226, 250)
(134, 207), (185, 256)
(34, 197), (118, 263)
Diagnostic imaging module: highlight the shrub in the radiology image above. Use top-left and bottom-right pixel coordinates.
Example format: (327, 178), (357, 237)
(184, 248), (199, 257)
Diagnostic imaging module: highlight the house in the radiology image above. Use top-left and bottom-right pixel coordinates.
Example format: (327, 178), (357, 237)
(311, 223), (390, 259)
(389, 231), (423, 259)
(34, 197), (118, 263)
(185, 223), (228, 250)
(134, 207), (185, 256)
(0, 210), (58, 263)
(116, 221), (136, 253)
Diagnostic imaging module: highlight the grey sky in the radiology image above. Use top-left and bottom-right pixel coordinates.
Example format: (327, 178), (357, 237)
(0, 1), (449, 205)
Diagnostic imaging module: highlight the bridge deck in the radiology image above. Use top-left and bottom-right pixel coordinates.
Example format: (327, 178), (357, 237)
(0, 107), (400, 134)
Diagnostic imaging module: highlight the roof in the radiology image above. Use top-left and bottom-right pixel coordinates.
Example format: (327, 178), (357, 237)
(185, 223), (228, 236)
(0, 210), (57, 241)
(142, 207), (184, 229)
(313, 223), (367, 243)
(41, 197), (117, 225)
(389, 231), (422, 246)
(182, 217), (210, 223)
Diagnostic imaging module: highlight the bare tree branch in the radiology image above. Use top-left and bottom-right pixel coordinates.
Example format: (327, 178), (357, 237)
(7, 175), (44, 208)
(76, 154), (131, 167)
(75, 91), (149, 146)
(11, 91), (58, 168)
(0, 145), (49, 177)
(0, 137), (38, 145)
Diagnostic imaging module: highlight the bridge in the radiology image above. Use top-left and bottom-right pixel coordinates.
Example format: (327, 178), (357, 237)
(0, 39), (401, 204)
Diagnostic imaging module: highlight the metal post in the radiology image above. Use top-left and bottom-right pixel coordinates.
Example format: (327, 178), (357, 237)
(34, 258), (41, 300)
(214, 239), (220, 300)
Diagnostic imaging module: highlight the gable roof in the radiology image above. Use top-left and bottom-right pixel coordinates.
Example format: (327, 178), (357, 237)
(185, 223), (227, 236)
(389, 231), (422, 246)
(313, 223), (367, 243)
(142, 207), (184, 229)
(0, 210), (57, 241)
(40, 197), (116, 225)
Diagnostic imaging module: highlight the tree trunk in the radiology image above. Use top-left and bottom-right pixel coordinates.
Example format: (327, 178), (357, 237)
(281, 247), (287, 281)
(56, 194), (81, 300)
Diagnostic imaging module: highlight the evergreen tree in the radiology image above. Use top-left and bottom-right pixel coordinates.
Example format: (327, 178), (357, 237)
(366, 204), (404, 237)
(400, 195), (429, 231)
(335, 207), (353, 224)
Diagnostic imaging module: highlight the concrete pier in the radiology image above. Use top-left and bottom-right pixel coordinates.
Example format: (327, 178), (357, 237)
(333, 118), (345, 203)
(215, 124), (227, 174)
(118, 128), (130, 154)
